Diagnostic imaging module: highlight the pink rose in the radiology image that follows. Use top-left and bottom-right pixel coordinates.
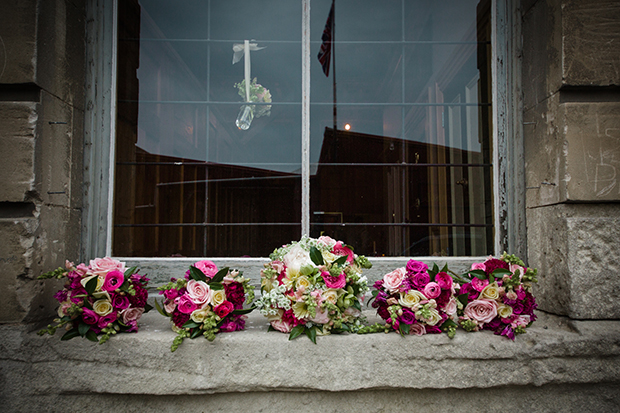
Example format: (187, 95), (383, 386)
(270, 319), (292, 333)
(435, 272), (453, 290)
(464, 299), (498, 324)
(214, 301), (234, 318)
(177, 295), (198, 314)
(163, 299), (177, 314)
(102, 270), (125, 292)
(444, 297), (458, 316)
(333, 242), (354, 263)
(471, 262), (486, 271)
(423, 282), (441, 299)
(321, 271), (346, 289)
(409, 323), (426, 336)
(120, 307), (144, 324)
(89, 257), (126, 277)
(186, 279), (213, 305)
(510, 263), (526, 279)
(309, 307), (331, 324)
(194, 260), (218, 278)
(383, 267), (407, 292)
(76, 263), (89, 276)
(317, 236), (337, 248)
(271, 260), (285, 274)
(471, 277), (489, 292)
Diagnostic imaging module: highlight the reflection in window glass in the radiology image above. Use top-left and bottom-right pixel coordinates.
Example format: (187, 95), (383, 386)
(114, 0), (493, 258)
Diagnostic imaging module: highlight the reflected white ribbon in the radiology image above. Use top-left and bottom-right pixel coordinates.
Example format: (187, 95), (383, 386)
(232, 40), (266, 103)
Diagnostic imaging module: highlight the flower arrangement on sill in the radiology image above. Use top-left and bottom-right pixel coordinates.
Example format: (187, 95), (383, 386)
(454, 253), (538, 340)
(363, 260), (460, 337)
(363, 253), (538, 340)
(38, 257), (152, 344)
(255, 235), (372, 343)
(155, 260), (255, 352)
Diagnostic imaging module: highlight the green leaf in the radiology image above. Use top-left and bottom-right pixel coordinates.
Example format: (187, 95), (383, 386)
(309, 246), (324, 266)
(288, 325), (305, 341)
(124, 266), (138, 276)
(209, 282), (224, 291)
(78, 322), (90, 337)
(467, 269), (488, 280)
(231, 306), (255, 315)
(491, 268), (512, 276)
(367, 289), (379, 306)
(143, 303), (153, 313)
(61, 328), (80, 341)
(85, 276), (98, 295)
(399, 323), (411, 336)
(333, 255), (348, 266)
(432, 262), (440, 273)
(338, 323), (350, 332)
(182, 320), (201, 329)
(457, 293), (469, 308)
(352, 299), (362, 311)
(441, 263), (449, 273)
(189, 266), (207, 282)
(210, 267), (229, 284)
(154, 299), (168, 317)
(190, 328), (202, 339)
(441, 318), (458, 330)
(305, 326), (317, 344)
(267, 325), (277, 332)
(85, 330), (99, 342)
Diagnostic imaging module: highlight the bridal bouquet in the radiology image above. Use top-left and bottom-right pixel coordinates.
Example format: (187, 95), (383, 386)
(256, 235), (372, 343)
(455, 253), (538, 340)
(366, 260), (459, 338)
(37, 257), (151, 344)
(156, 260), (255, 352)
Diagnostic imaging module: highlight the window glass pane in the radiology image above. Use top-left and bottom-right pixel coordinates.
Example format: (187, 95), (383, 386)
(114, 0), (301, 257)
(310, 0), (493, 256)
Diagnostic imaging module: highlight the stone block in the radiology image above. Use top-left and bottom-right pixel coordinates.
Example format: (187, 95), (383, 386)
(564, 102), (620, 201)
(0, 310), (619, 411)
(525, 100), (620, 205)
(35, 91), (84, 209)
(36, 0), (86, 110)
(522, 0), (563, 110)
(562, 0), (620, 86)
(0, 103), (37, 202)
(0, 1), (37, 83)
(527, 203), (620, 319)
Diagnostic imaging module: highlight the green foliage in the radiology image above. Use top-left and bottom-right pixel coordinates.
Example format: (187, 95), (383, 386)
(38, 267), (67, 280)
(309, 246), (325, 266)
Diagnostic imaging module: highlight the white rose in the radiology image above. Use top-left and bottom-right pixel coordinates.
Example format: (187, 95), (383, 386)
(399, 290), (426, 308)
(425, 308), (442, 326)
(211, 289), (227, 307)
(497, 304), (514, 318)
(93, 299), (113, 316)
(322, 288), (342, 305)
(481, 282), (500, 300)
(191, 307), (211, 323)
(282, 244), (312, 273)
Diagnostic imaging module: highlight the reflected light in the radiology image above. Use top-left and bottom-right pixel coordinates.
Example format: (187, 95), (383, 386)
(344, 123), (351, 131)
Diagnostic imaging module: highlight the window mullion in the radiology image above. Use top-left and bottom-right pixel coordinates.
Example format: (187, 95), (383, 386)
(301, 0), (311, 236)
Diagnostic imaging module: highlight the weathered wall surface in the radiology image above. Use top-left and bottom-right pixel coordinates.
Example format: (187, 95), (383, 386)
(524, 0), (620, 318)
(0, 0), (85, 323)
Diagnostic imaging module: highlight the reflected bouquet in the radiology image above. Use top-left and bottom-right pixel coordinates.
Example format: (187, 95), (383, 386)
(366, 260), (460, 337)
(455, 253), (538, 340)
(38, 257), (152, 344)
(256, 236), (372, 343)
(156, 260), (255, 352)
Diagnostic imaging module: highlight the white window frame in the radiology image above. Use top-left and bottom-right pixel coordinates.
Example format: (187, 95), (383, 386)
(82, 0), (525, 281)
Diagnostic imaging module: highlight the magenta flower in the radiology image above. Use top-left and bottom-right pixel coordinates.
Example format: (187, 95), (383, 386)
(321, 271), (346, 289)
(435, 272), (453, 290)
(111, 293), (130, 310)
(333, 242), (354, 263)
(194, 260), (218, 278)
(177, 295), (198, 314)
(102, 270), (125, 292)
(471, 277), (489, 292)
(82, 308), (100, 325)
(399, 308), (416, 325)
(406, 259), (428, 276)
(410, 271), (430, 290)
(214, 301), (234, 318)
(97, 312), (118, 329)
(482, 258), (509, 275)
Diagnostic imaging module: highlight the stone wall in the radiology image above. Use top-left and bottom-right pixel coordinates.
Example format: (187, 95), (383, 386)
(0, 0), (85, 323)
(523, 0), (620, 318)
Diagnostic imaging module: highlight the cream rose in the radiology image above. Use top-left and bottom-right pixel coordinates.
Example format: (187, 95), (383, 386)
(190, 307), (211, 323)
(211, 289), (227, 307)
(481, 282), (500, 300)
(282, 244), (312, 273)
(497, 304), (514, 319)
(399, 290), (426, 308)
(382, 267), (407, 292)
(321, 250), (338, 264)
(425, 308), (442, 326)
(93, 299), (113, 316)
(92, 290), (111, 301)
(322, 288), (342, 305)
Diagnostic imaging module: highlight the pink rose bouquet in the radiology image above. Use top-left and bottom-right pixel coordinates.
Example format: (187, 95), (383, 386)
(455, 253), (538, 340)
(365, 260), (459, 338)
(256, 236), (372, 343)
(37, 257), (151, 344)
(155, 260), (255, 352)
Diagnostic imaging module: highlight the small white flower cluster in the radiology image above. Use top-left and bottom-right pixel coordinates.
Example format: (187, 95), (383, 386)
(256, 283), (291, 316)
